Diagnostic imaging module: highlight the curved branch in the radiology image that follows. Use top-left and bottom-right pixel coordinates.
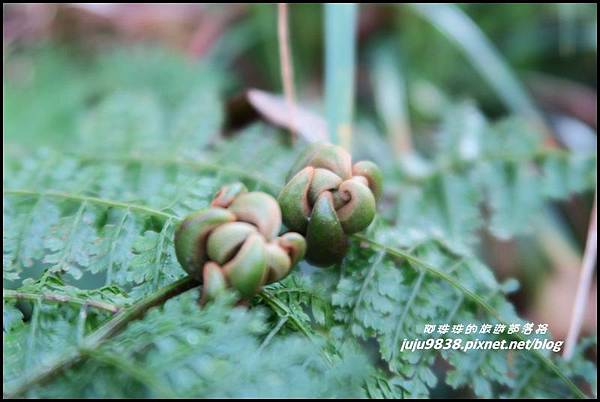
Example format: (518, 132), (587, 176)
(4, 276), (198, 398)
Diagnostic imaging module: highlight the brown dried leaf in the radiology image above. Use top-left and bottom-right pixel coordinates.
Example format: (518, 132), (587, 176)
(223, 89), (329, 143)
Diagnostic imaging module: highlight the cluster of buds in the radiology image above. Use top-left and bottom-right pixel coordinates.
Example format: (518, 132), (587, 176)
(174, 183), (306, 304)
(278, 143), (382, 266)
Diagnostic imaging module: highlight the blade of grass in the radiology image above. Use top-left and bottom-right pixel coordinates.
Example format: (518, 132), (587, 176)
(564, 189), (597, 360)
(277, 3), (298, 140)
(324, 3), (358, 149)
(370, 44), (413, 156)
(409, 4), (552, 138)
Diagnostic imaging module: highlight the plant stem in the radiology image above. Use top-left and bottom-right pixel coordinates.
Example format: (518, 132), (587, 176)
(3, 290), (120, 314)
(3, 189), (175, 222)
(564, 189), (597, 360)
(277, 3), (297, 140)
(4, 276), (198, 398)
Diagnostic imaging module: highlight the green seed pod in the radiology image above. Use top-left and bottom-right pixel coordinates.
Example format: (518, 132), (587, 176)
(277, 232), (307, 267)
(211, 182), (248, 208)
(174, 208), (236, 280)
(206, 222), (257, 264)
(278, 143), (382, 267)
(200, 262), (227, 305)
(305, 192), (348, 266)
(336, 179), (376, 234)
(286, 142), (352, 182)
(228, 192), (281, 240)
(352, 160), (383, 201)
(222, 233), (267, 299)
(264, 242), (292, 283)
(174, 182), (306, 304)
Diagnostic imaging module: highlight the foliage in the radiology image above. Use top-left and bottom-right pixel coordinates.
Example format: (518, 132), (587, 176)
(3, 45), (596, 398)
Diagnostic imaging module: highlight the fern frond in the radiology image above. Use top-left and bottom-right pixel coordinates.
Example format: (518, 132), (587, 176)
(4, 46), (595, 399)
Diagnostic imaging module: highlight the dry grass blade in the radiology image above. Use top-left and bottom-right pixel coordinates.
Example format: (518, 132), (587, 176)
(564, 189), (597, 360)
(277, 3), (297, 140)
(223, 89), (329, 143)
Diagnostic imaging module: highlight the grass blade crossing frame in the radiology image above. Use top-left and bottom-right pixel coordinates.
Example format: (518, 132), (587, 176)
(410, 4), (551, 136)
(325, 3), (358, 149)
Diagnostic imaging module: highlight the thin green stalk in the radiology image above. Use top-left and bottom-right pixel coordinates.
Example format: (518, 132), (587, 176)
(324, 3), (358, 149)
